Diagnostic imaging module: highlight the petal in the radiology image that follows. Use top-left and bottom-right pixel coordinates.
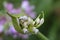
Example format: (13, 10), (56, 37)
(4, 2), (13, 10)
(21, 1), (29, 9)
(40, 18), (44, 25)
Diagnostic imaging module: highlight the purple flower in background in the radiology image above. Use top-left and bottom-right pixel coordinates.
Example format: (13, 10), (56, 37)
(21, 0), (36, 18)
(9, 25), (29, 39)
(8, 8), (21, 14)
(4, 2), (13, 11)
(4, 24), (29, 39)
(4, 2), (21, 14)
(0, 16), (6, 25)
(4, 0), (36, 18)
(0, 16), (6, 33)
(8, 25), (17, 34)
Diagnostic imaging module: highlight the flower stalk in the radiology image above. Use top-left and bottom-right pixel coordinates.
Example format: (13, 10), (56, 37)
(37, 32), (49, 40)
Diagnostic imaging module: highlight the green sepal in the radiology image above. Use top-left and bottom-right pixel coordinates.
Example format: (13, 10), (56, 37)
(7, 13), (23, 33)
(9, 11), (27, 18)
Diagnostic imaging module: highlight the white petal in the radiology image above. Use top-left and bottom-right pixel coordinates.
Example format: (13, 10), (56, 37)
(23, 22), (28, 28)
(34, 29), (39, 34)
(19, 16), (28, 20)
(40, 18), (44, 25)
(23, 28), (28, 33)
(28, 17), (33, 22)
(32, 27), (39, 34)
(35, 18), (40, 24)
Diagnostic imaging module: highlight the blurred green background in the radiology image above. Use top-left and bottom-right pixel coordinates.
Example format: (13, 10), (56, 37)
(0, 0), (60, 40)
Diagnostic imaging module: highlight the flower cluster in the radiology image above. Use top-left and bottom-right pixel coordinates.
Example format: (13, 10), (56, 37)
(6, 12), (44, 37)
(17, 13), (44, 34)
(2, 0), (44, 39)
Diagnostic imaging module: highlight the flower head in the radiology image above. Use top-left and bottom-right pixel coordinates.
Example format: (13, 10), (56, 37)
(17, 12), (44, 34)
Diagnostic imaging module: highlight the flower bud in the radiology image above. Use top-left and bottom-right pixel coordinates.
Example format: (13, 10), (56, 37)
(35, 18), (40, 24)
(19, 16), (28, 20)
(23, 22), (28, 28)
(40, 18), (44, 25)
(32, 27), (39, 34)
(23, 28), (28, 33)
(28, 17), (33, 24)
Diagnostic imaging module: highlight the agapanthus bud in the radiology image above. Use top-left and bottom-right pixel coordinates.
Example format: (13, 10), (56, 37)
(23, 22), (28, 28)
(40, 18), (44, 25)
(19, 16), (28, 20)
(32, 27), (39, 34)
(23, 28), (28, 33)
(28, 17), (33, 24)
(35, 18), (40, 24)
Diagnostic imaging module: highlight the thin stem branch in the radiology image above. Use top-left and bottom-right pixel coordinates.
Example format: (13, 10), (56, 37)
(37, 32), (49, 40)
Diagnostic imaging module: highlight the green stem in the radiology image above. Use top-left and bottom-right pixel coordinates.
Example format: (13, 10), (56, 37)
(37, 32), (49, 40)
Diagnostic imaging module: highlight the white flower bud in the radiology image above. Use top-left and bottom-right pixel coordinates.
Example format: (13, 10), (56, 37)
(32, 21), (35, 25)
(34, 29), (39, 34)
(23, 28), (28, 33)
(35, 18), (40, 24)
(19, 16), (28, 20)
(40, 18), (44, 25)
(23, 22), (28, 28)
(32, 27), (39, 34)
(28, 17), (33, 24)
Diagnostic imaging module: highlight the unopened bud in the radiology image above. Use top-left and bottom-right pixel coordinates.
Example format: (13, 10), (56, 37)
(23, 22), (28, 28)
(19, 16), (28, 20)
(23, 28), (28, 33)
(40, 18), (44, 25)
(35, 18), (40, 24)
(32, 27), (39, 34)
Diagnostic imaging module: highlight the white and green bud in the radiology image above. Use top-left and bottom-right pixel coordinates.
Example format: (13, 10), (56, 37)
(23, 28), (28, 33)
(32, 27), (39, 34)
(35, 17), (40, 24)
(19, 16), (28, 20)
(40, 18), (44, 25)
(23, 22), (28, 28)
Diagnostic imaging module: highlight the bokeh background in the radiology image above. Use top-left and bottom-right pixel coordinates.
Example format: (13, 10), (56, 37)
(0, 0), (60, 40)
